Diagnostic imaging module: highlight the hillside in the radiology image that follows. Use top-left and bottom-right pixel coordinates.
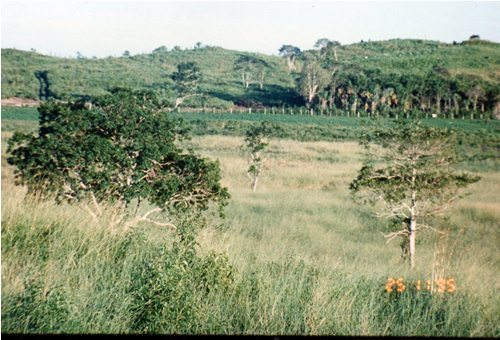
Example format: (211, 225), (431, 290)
(2, 38), (500, 112)
(1, 46), (299, 108)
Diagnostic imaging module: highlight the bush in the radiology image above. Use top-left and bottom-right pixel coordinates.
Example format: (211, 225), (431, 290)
(7, 88), (229, 222)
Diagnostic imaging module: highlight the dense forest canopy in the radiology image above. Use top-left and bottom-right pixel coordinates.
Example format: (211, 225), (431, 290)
(2, 38), (499, 117)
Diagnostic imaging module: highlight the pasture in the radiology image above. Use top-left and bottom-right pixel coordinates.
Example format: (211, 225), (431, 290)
(1, 113), (499, 335)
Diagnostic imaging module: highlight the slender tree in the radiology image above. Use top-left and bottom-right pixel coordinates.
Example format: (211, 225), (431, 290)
(244, 122), (280, 192)
(350, 121), (480, 269)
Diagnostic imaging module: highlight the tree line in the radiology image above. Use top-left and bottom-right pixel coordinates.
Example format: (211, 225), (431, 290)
(20, 37), (499, 118)
(282, 39), (499, 118)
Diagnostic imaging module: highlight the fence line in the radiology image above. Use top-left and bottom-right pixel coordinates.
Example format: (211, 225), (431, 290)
(174, 106), (492, 120)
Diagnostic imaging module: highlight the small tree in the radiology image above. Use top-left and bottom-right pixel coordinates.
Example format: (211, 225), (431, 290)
(350, 121), (480, 269)
(171, 62), (203, 109)
(7, 88), (229, 227)
(244, 122), (280, 192)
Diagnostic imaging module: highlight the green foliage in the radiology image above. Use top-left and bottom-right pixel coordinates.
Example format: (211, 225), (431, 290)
(6, 89), (229, 215)
(4, 39), (497, 112)
(233, 54), (270, 89)
(278, 45), (302, 71)
(351, 120), (480, 204)
(244, 121), (282, 191)
(298, 58), (329, 108)
(171, 61), (203, 107)
(350, 120), (481, 265)
(128, 216), (233, 333)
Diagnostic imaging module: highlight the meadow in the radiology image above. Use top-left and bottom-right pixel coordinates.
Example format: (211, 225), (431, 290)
(1, 113), (499, 335)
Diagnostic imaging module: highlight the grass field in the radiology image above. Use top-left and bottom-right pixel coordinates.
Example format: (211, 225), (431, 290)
(1, 116), (499, 335)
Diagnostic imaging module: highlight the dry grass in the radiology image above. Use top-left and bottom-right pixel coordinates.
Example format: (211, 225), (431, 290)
(2, 132), (499, 335)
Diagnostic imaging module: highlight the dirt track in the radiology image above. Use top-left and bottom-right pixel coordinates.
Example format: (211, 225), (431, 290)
(1, 97), (40, 107)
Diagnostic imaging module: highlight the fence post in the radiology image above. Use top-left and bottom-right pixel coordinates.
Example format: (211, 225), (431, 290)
(249, 107), (252, 114)
(264, 107), (267, 114)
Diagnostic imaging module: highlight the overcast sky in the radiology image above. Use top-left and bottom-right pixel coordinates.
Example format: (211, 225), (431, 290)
(2, 1), (499, 58)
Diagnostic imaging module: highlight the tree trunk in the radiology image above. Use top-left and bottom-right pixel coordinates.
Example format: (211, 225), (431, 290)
(328, 90), (335, 109)
(453, 96), (459, 118)
(286, 57), (295, 71)
(252, 176), (258, 192)
(174, 97), (183, 109)
(436, 95), (442, 113)
(409, 164), (417, 269)
(409, 207), (417, 269)
(371, 101), (377, 116)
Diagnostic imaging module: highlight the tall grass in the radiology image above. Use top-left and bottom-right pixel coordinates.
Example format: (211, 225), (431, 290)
(2, 133), (499, 335)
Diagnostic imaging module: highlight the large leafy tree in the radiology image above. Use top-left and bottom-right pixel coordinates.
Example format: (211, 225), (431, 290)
(233, 54), (269, 89)
(278, 45), (302, 71)
(7, 88), (229, 226)
(350, 121), (480, 268)
(298, 56), (329, 111)
(314, 38), (341, 64)
(171, 61), (203, 109)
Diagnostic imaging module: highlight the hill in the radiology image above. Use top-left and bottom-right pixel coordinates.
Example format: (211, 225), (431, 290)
(2, 38), (499, 114)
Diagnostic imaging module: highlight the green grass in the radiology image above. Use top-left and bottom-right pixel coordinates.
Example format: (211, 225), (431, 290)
(2, 125), (499, 335)
(1, 106), (39, 121)
(4, 106), (498, 172)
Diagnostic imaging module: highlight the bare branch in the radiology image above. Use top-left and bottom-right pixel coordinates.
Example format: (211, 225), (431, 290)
(124, 207), (176, 230)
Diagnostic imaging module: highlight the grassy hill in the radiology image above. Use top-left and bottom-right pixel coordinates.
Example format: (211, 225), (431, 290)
(2, 39), (499, 109)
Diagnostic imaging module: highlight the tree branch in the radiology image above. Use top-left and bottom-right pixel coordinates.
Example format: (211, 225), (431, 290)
(124, 207), (177, 230)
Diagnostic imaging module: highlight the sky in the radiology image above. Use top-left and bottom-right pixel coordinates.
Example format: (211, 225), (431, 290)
(2, 1), (499, 58)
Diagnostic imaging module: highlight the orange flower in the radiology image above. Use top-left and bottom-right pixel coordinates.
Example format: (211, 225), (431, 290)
(437, 278), (446, 293)
(447, 278), (456, 293)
